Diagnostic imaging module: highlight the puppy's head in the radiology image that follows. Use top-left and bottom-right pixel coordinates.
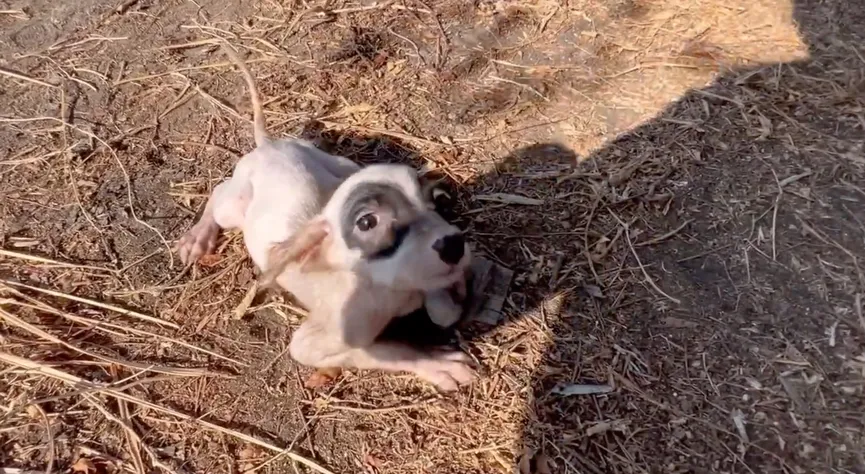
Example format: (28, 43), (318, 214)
(264, 164), (471, 291)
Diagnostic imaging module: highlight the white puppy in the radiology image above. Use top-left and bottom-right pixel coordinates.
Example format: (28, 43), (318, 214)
(178, 44), (475, 391)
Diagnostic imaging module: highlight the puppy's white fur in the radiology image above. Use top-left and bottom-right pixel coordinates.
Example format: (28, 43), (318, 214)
(178, 43), (475, 391)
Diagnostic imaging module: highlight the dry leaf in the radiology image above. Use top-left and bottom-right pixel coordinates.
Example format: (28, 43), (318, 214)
(756, 114), (773, 141)
(25, 404), (41, 419)
(518, 450), (552, 474)
(372, 52), (388, 68)
(71, 457), (96, 474)
(518, 449), (532, 474)
(197, 254), (223, 267)
(323, 103), (375, 120)
(304, 367), (342, 389)
(586, 419), (629, 436)
(364, 452), (383, 469)
(238, 446), (261, 460)
(583, 284), (605, 299)
(534, 453), (552, 474)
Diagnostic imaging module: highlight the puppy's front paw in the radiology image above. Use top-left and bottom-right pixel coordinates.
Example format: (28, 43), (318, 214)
(177, 222), (219, 265)
(416, 352), (476, 392)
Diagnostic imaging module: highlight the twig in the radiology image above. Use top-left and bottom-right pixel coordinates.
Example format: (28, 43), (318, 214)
(117, 395), (147, 474)
(233, 281), (258, 319)
(0, 279), (179, 329)
(856, 294), (864, 335)
(114, 0), (140, 15)
(0, 9), (30, 19)
(0, 307), (215, 376)
(387, 27), (424, 65)
(453, 116), (573, 143)
(301, 398), (433, 414)
(83, 392), (176, 474)
(0, 353), (335, 474)
(584, 197), (603, 287)
(318, 120), (443, 147)
(169, 141), (240, 157)
(488, 75), (548, 101)
(490, 59), (591, 71)
(768, 170), (812, 261)
(0, 66), (59, 89)
(154, 39), (220, 51)
(635, 219), (692, 247)
(104, 366), (152, 474)
(31, 374), (178, 407)
(799, 219), (865, 289)
(611, 212), (681, 304)
(702, 353), (720, 396)
(158, 83), (193, 120)
(29, 404), (55, 474)
(1, 291), (244, 366)
(190, 80), (246, 122)
(48, 36), (128, 52)
(0, 249), (116, 274)
(693, 89), (745, 107)
(329, 1), (394, 14)
(604, 62), (701, 80)
(767, 166), (783, 261)
(0, 115), (173, 265)
(114, 58), (272, 86)
(59, 87), (118, 265)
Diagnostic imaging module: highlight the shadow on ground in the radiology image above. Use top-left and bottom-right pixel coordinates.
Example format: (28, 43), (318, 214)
(483, 0), (865, 472)
(313, 0), (864, 470)
(325, 1), (865, 472)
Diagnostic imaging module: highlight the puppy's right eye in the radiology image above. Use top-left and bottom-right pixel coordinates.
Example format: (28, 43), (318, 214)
(356, 214), (378, 232)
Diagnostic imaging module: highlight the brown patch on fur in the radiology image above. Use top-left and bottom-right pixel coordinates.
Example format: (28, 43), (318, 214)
(260, 218), (331, 286)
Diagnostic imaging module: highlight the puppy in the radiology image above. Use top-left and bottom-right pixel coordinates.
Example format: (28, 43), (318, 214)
(177, 43), (475, 391)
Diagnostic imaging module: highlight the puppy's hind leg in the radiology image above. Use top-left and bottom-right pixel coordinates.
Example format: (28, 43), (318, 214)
(177, 176), (252, 265)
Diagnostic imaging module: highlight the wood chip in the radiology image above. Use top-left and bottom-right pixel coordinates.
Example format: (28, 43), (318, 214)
(731, 409), (749, 443)
(550, 383), (613, 396)
(233, 280), (258, 319)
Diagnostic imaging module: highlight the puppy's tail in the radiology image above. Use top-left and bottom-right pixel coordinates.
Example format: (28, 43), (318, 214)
(220, 41), (268, 147)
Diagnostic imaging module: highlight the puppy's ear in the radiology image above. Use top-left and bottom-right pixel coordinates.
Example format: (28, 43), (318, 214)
(261, 217), (331, 286)
(418, 175), (446, 208)
(419, 175), (457, 221)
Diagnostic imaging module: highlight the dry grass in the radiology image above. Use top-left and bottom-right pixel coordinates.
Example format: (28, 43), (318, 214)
(1, 0), (864, 473)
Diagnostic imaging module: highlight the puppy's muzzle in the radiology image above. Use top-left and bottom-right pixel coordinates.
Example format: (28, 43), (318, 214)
(433, 234), (465, 265)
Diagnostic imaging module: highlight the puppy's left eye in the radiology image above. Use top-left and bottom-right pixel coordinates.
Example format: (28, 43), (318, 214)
(356, 214), (378, 232)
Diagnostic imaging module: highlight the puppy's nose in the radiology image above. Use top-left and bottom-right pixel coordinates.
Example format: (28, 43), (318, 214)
(432, 234), (465, 265)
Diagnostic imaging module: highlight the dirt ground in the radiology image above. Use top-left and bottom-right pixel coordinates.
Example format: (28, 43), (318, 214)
(1, 0), (864, 473)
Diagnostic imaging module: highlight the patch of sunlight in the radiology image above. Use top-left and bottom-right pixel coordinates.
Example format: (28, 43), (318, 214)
(549, 0), (809, 158)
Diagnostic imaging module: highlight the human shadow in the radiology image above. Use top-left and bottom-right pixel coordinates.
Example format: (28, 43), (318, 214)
(300, 0), (864, 469)
(497, 0), (865, 472)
